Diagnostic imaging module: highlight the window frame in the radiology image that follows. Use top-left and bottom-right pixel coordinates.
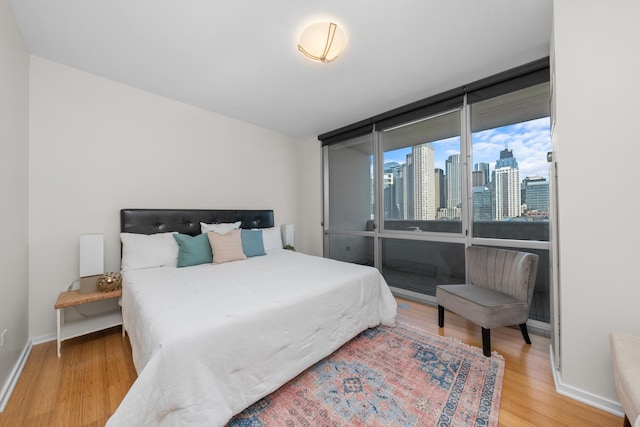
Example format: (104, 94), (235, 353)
(321, 59), (551, 326)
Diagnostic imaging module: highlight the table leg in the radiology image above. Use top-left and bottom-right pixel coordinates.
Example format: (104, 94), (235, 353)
(56, 308), (61, 357)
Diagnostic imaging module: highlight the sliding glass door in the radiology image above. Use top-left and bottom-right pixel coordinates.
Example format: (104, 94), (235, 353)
(378, 110), (466, 297)
(324, 133), (375, 266)
(322, 60), (551, 325)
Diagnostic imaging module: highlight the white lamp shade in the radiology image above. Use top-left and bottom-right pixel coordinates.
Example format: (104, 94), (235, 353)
(80, 234), (104, 277)
(280, 224), (294, 247)
(298, 22), (346, 63)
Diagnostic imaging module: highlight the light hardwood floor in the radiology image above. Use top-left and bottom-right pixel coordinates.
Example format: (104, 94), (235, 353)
(0, 297), (623, 426)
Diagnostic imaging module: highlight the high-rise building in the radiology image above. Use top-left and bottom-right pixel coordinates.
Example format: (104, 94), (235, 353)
(496, 148), (518, 169)
(437, 206), (462, 220)
(403, 153), (414, 220)
(446, 154), (461, 209)
(383, 172), (399, 219)
(523, 176), (549, 214)
(492, 148), (522, 220)
(473, 186), (492, 221)
(473, 164), (491, 221)
(434, 168), (445, 210)
(381, 161), (404, 221)
(394, 166), (404, 219)
(413, 143), (436, 220)
(472, 170), (486, 187)
(494, 167), (521, 220)
(474, 162), (490, 185)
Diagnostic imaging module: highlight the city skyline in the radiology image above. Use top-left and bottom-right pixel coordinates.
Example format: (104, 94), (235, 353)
(384, 117), (551, 181)
(384, 144), (549, 222)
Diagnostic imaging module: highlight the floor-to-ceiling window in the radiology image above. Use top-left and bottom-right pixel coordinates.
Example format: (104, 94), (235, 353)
(322, 59), (551, 325)
(469, 82), (551, 323)
(379, 110), (467, 296)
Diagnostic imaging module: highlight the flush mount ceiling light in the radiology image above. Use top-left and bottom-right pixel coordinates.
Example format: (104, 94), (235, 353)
(298, 22), (346, 63)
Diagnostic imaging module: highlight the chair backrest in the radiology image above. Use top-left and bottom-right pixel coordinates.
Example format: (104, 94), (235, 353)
(466, 246), (539, 305)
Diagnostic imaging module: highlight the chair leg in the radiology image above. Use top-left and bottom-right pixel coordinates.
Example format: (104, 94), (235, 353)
(438, 305), (444, 327)
(519, 323), (532, 344)
(482, 327), (491, 357)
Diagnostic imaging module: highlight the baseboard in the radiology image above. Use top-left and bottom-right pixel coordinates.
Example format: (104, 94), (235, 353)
(0, 339), (33, 412)
(549, 344), (624, 418)
(31, 333), (56, 346)
(390, 287), (436, 306)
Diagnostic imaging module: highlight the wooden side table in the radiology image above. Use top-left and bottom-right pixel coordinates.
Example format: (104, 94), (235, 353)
(54, 288), (123, 357)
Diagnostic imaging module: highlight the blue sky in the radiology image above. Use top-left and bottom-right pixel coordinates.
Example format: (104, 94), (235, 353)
(384, 117), (551, 180)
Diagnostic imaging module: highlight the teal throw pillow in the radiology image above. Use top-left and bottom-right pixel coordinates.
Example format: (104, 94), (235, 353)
(173, 233), (213, 267)
(241, 229), (266, 257)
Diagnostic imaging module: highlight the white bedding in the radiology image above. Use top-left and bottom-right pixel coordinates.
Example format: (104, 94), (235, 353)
(106, 249), (397, 426)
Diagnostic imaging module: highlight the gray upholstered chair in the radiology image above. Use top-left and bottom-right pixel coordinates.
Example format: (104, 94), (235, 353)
(436, 246), (539, 357)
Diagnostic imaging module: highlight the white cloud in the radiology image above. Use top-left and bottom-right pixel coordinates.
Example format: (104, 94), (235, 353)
(472, 118), (551, 179)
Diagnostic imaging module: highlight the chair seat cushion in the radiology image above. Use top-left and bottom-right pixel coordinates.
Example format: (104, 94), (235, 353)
(436, 284), (529, 329)
(610, 332), (640, 427)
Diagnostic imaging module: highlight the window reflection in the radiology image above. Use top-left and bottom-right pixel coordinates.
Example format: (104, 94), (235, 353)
(327, 235), (373, 267)
(381, 239), (465, 296)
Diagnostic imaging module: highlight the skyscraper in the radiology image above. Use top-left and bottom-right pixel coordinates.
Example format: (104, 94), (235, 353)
(493, 148), (521, 220)
(473, 164), (491, 221)
(472, 170), (486, 187)
(413, 143), (435, 220)
(473, 186), (492, 221)
(523, 176), (549, 214)
(403, 153), (414, 220)
(496, 148), (518, 169)
(474, 162), (490, 185)
(394, 166), (404, 219)
(434, 168), (445, 211)
(446, 154), (461, 209)
(494, 168), (521, 219)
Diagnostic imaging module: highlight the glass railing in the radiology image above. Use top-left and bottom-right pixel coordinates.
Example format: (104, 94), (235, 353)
(326, 219), (550, 323)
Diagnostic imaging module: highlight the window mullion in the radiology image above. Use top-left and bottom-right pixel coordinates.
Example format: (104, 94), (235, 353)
(373, 127), (382, 271)
(461, 95), (473, 247)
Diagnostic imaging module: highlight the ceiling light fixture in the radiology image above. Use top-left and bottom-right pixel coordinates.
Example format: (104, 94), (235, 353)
(298, 22), (346, 63)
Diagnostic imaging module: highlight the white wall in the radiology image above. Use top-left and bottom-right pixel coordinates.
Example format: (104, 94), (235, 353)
(28, 57), (307, 338)
(0, 0), (29, 408)
(294, 138), (323, 257)
(553, 0), (640, 409)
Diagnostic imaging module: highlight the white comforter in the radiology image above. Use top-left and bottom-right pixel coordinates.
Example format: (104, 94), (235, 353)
(106, 250), (397, 426)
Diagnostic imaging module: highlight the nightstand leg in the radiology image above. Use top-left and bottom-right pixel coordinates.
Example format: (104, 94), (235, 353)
(56, 308), (61, 357)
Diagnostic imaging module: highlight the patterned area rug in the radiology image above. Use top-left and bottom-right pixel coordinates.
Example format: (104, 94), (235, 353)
(228, 322), (504, 427)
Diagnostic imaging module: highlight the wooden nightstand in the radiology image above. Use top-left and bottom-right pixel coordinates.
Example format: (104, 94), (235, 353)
(54, 288), (123, 357)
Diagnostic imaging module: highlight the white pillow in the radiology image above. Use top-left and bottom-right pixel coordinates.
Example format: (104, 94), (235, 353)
(261, 227), (283, 252)
(200, 221), (241, 234)
(120, 232), (178, 271)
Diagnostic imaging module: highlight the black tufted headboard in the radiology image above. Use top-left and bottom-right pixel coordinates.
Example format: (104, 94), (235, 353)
(120, 209), (274, 236)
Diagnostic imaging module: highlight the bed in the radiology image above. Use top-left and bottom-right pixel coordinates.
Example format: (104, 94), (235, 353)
(106, 209), (397, 426)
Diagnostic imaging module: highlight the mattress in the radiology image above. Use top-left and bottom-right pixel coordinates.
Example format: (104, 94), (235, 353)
(106, 249), (397, 426)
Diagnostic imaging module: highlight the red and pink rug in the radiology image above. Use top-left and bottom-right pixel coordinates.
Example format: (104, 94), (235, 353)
(228, 322), (504, 426)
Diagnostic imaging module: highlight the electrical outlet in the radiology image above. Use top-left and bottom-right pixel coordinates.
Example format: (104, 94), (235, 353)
(0, 329), (7, 347)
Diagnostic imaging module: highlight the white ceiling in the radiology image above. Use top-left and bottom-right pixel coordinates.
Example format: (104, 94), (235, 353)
(10, 0), (552, 139)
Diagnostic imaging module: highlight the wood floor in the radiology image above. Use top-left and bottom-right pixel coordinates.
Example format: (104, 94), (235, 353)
(0, 297), (622, 426)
